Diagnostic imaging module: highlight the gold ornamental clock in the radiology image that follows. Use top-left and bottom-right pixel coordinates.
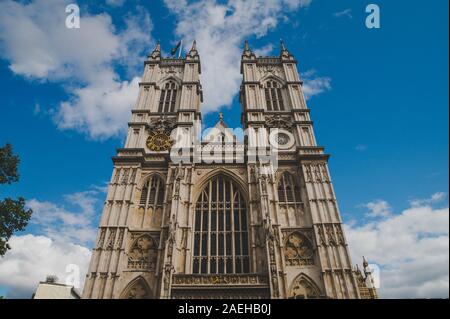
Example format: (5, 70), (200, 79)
(146, 131), (173, 152)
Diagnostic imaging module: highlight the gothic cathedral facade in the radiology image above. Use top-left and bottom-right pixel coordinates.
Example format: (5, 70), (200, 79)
(82, 41), (377, 299)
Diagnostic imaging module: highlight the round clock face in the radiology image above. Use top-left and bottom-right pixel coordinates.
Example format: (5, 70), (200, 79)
(146, 132), (172, 152)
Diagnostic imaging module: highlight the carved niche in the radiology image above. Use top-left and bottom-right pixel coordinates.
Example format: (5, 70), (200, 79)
(290, 274), (321, 299)
(127, 234), (158, 270)
(120, 277), (152, 299)
(283, 232), (314, 266)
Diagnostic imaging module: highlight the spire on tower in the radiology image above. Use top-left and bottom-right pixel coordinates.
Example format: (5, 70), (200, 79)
(244, 40), (250, 52)
(363, 256), (369, 269)
(242, 40), (254, 58)
(190, 40), (197, 52)
(148, 40), (161, 60)
(187, 39), (199, 60)
(280, 39), (287, 52)
(280, 39), (293, 59)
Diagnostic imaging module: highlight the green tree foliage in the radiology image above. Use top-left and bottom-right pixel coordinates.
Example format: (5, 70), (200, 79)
(0, 143), (20, 184)
(0, 143), (32, 256)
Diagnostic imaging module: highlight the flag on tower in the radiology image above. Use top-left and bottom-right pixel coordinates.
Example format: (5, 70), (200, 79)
(170, 40), (182, 56)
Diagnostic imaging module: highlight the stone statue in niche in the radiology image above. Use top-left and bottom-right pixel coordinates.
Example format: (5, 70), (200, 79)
(290, 276), (320, 299)
(122, 278), (151, 299)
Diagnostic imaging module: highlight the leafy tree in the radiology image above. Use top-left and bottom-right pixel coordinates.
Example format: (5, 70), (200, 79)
(0, 144), (19, 184)
(0, 143), (32, 256)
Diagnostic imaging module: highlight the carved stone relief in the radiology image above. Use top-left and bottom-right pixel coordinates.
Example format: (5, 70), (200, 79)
(284, 232), (314, 266)
(127, 234), (158, 270)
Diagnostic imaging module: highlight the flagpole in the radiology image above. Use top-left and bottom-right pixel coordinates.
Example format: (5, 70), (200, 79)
(178, 40), (182, 58)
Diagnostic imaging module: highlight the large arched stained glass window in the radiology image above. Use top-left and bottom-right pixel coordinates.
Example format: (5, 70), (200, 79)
(193, 175), (250, 274)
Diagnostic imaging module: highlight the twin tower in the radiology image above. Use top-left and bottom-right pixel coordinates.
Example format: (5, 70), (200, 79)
(82, 40), (377, 299)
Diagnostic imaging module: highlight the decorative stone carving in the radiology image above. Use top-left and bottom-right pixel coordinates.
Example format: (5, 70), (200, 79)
(290, 274), (320, 299)
(265, 115), (294, 130)
(121, 168), (130, 184)
(97, 228), (106, 248)
(127, 235), (157, 270)
(304, 162), (330, 183)
(325, 224), (337, 246)
(121, 277), (152, 299)
(284, 232), (314, 266)
(116, 228), (125, 249)
(149, 116), (176, 134)
(172, 274), (268, 286)
(106, 229), (116, 250)
(317, 225), (326, 246)
(336, 224), (346, 245)
(113, 169), (121, 184)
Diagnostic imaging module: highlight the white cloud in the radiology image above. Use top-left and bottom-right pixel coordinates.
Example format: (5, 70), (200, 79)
(0, 187), (105, 298)
(345, 194), (449, 298)
(301, 69), (332, 100)
(364, 199), (392, 218)
(254, 43), (275, 57)
(165, 0), (313, 113)
(27, 189), (103, 245)
(55, 76), (141, 139)
(0, 234), (91, 298)
(0, 0), (152, 139)
(410, 192), (447, 207)
(334, 8), (353, 19)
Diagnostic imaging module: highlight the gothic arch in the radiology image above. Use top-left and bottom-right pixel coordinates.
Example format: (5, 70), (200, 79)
(277, 171), (302, 204)
(127, 234), (158, 270)
(260, 74), (286, 87)
(119, 276), (152, 299)
(192, 173), (250, 274)
(289, 273), (321, 299)
(138, 172), (167, 190)
(192, 168), (249, 204)
(156, 75), (182, 88)
(138, 173), (166, 207)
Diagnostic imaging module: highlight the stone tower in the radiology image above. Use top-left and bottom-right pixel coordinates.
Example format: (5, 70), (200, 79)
(82, 40), (375, 299)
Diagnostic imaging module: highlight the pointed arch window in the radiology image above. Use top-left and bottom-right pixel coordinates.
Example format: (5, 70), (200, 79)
(265, 80), (285, 111)
(139, 175), (165, 210)
(193, 175), (250, 274)
(158, 81), (177, 113)
(277, 172), (302, 204)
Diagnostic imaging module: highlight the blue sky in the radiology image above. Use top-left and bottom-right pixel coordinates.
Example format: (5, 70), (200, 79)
(0, 0), (448, 298)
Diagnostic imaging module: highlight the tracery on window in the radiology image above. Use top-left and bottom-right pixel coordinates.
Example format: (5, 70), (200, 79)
(127, 234), (158, 270)
(193, 175), (250, 274)
(264, 80), (285, 111)
(139, 175), (165, 211)
(158, 81), (177, 113)
(277, 172), (302, 204)
(284, 232), (314, 266)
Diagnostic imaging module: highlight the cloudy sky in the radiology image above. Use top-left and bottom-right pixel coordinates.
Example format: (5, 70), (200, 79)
(0, 0), (448, 298)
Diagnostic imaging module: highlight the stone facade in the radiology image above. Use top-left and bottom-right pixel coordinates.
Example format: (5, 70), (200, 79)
(82, 41), (377, 299)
